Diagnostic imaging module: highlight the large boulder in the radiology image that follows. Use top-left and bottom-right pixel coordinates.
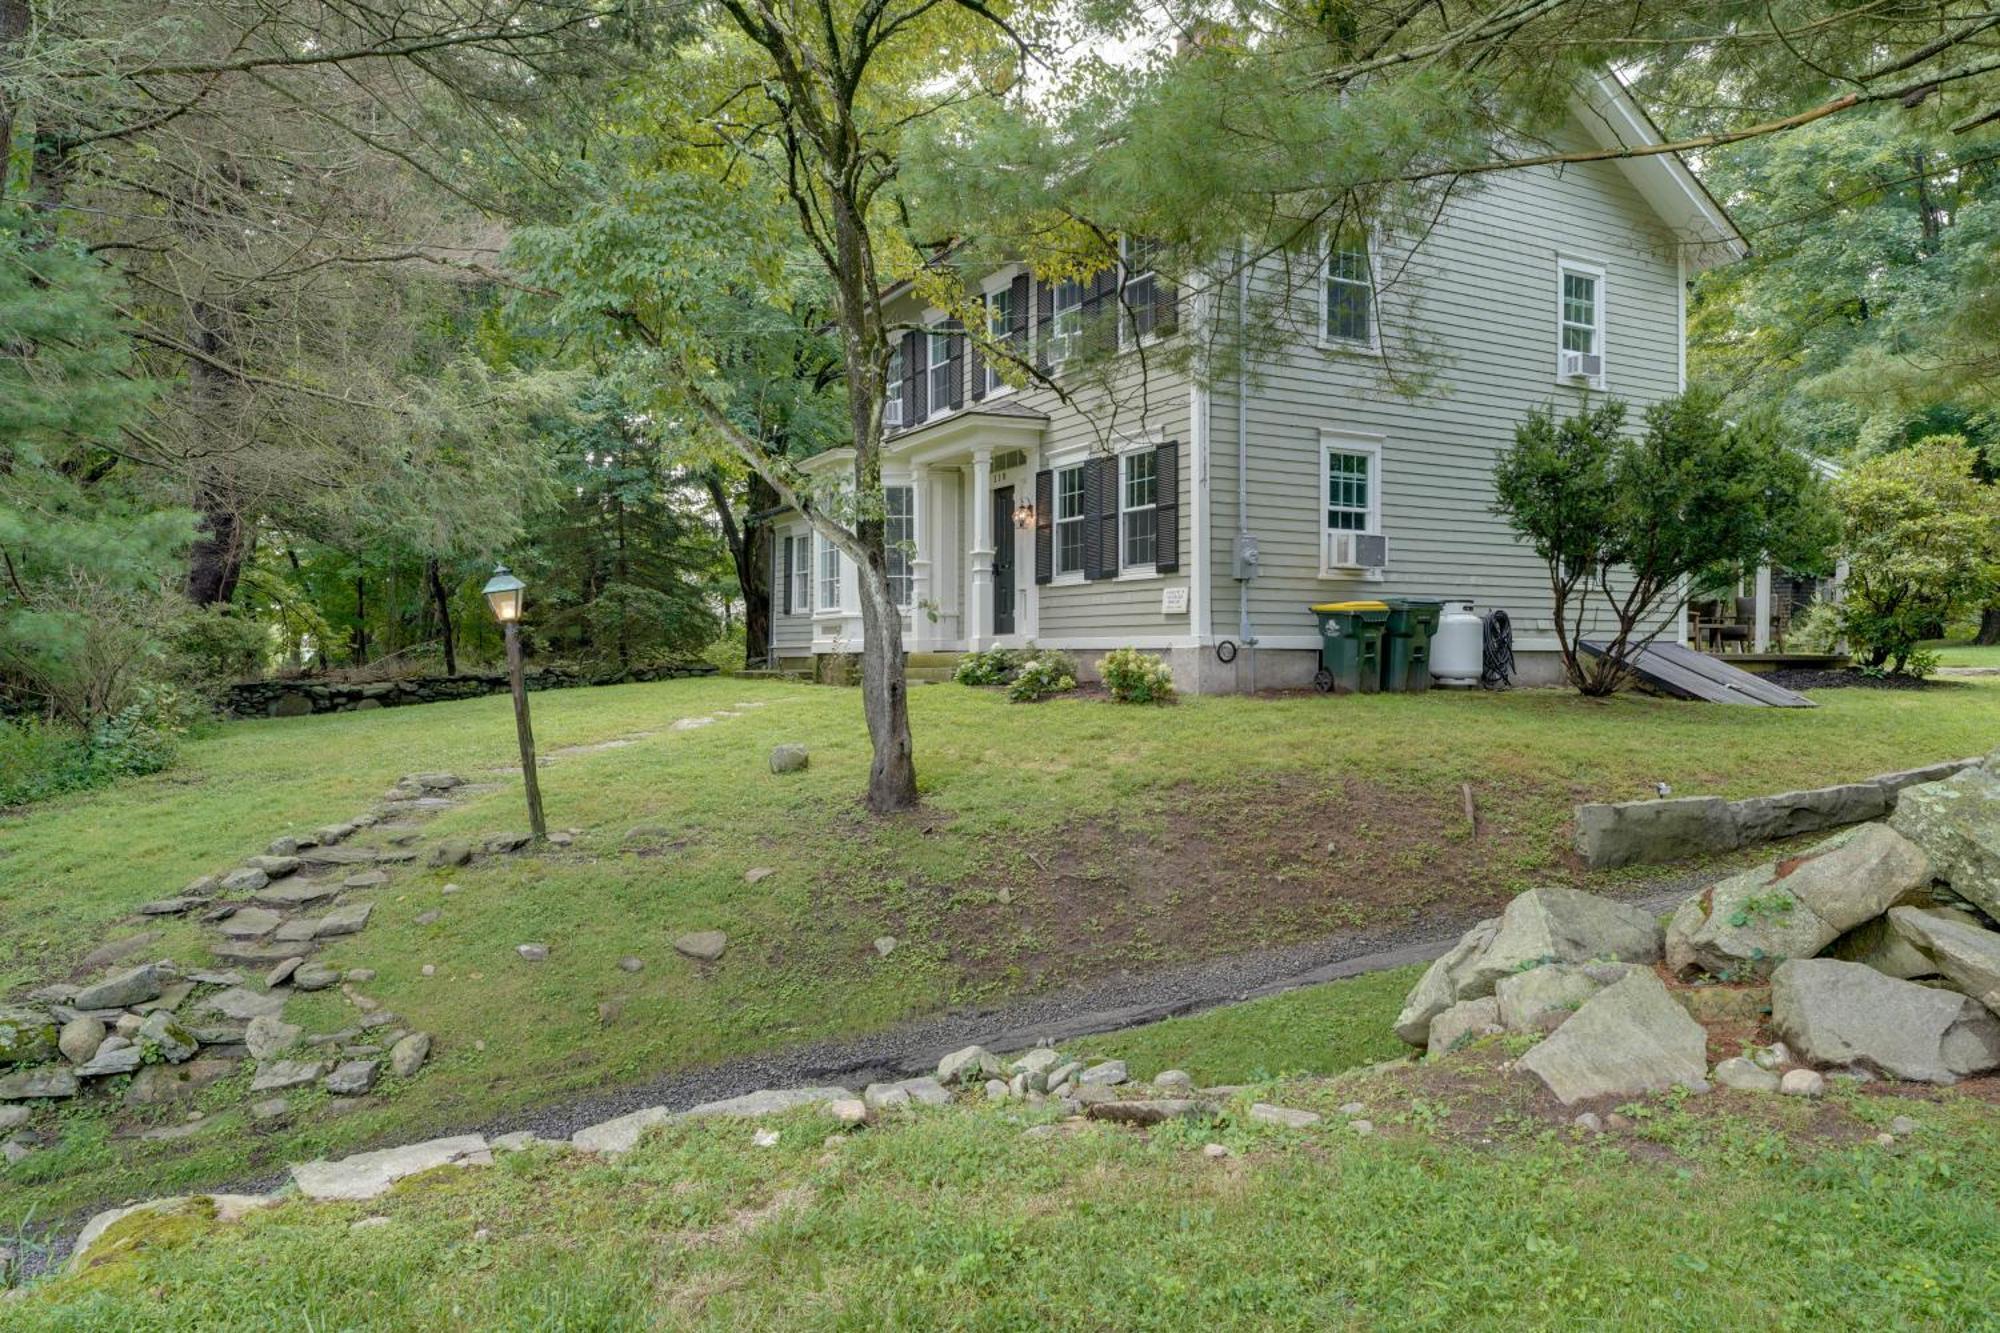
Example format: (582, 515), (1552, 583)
(1516, 971), (1709, 1105)
(1426, 997), (1503, 1053)
(1890, 764), (2000, 918)
(71, 963), (166, 1011)
(0, 1006), (59, 1066)
(1888, 907), (2000, 1012)
(1495, 962), (1640, 1034)
(1770, 958), (2000, 1084)
(1829, 907), (1985, 980)
(1394, 917), (1499, 1046)
(1665, 823), (1931, 980)
(1457, 887), (1662, 998)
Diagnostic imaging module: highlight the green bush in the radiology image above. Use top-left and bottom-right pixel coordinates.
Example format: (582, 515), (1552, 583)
(1099, 647), (1177, 703)
(953, 647), (1023, 687)
(0, 686), (196, 808)
(0, 719), (97, 807)
(166, 604), (269, 702)
(1005, 650), (1078, 702)
(1786, 599), (1843, 653)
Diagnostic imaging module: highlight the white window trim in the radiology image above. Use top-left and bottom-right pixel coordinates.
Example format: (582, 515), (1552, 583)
(883, 343), (905, 430)
(1318, 228), (1380, 353)
(1555, 257), (1608, 388)
(924, 311), (956, 420)
(980, 270), (1019, 399)
(1117, 444), (1159, 575)
(817, 531), (844, 614)
(1317, 429), (1384, 580)
(1052, 460), (1088, 580)
(884, 484), (915, 609)
(1047, 279), (1084, 370)
(789, 527), (812, 614)
(1117, 236), (1163, 352)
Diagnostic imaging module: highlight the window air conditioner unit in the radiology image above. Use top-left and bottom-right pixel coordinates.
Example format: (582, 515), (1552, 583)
(884, 398), (903, 430)
(1326, 531), (1388, 571)
(1561, 350), (1603, 379)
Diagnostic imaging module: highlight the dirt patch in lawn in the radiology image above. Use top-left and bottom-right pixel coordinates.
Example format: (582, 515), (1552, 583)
(811, 772), (1588, 996)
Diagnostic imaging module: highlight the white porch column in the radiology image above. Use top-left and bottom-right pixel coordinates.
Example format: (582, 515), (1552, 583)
(909, 462), (933, 652)
(968, 448), (994, 650)
(1753, 563), (1773, 653)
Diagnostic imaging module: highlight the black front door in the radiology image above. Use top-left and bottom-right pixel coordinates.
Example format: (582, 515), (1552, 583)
(992, 486), (1016, 636)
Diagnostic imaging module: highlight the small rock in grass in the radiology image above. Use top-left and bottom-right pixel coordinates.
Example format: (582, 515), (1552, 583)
(752, 1128), (780, 1148)
(324, 1060), (380, 1097)
(429, 841), (473, 868)
(1606, 1113), (1633, 1130)
(292, 963), (341, 992)
(1153, 1070), (1193, 1092)
(1202, 1142), (1232, 1160)
(517, 944), (549, 962)
(873, 936), (898, 958)
(617, 957), (645, 974)
(768, 744), (809, 774)
(1573, 1112), (1603, 1134)
(1248, 1103), (1322, 1130)
(390, 1032), (431, 1078)
(421, 964), (435, 978)
(827, 1099), (869, 1127)
(744, 867), (776, 885)
(345, 969), (376, 984)
(440, 884), (461, 896)
(251, 1059), (325, 1093)
(249, 1098), (290, 1123)
(1712, 1057), (1780, 1094)
(1752, 1043), (1790, 1072)
(1350, 1120), (1375, 1137)
(985, 1079), (1009, 1101)
(673, 931), (727, 963)
(1339, 1102), (1366, 1117)
(265, 957), (305, 988)
(0, 1106), (29, 1131)
(58, 1016), (106, 1066)
(220, 867), (269, 895)
(1077, 1061), (1128, 1088)
(350, 1217), (390, 1231)
(1780, 1069), (1825, 1098)
(1876, 1133), (1897, 1148)
(1889, 1115), (1918, 1137)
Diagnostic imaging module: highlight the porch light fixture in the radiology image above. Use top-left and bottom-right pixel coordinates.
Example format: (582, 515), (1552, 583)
(1012, 500), (1037, 528)
(481, 564), (545, 840)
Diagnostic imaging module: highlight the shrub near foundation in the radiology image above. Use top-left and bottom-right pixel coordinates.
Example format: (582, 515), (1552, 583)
(1101, 647), (1176, 704)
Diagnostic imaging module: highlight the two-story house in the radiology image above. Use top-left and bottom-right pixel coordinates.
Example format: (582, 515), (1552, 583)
(765, 73), (1745, 692)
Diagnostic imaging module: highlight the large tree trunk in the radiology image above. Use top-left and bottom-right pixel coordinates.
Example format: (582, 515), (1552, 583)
(185, 469), (246, 606)
(427, 557), (458, 675)
(855, 547), (916, 814)
(706, 470), (775, 668)
(0, 0), (26, 203)
(1977, 605), (2000, 646)
(351, 574), (369, 666)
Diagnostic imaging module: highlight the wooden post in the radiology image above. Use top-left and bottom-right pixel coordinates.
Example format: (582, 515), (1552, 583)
(505, 621), (546, 839)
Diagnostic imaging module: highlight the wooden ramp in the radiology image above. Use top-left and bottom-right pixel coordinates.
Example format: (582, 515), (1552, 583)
(1580, 640), (1817, 707)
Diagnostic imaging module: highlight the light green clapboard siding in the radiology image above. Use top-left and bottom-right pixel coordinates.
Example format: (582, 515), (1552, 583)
(1207, 125), (1688, 648)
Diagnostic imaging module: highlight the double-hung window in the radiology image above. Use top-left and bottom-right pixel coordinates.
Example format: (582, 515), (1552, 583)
(1120, 236), (1160, 345)
(790, 531), (812, 613)
(927, 323), (954, 413)
(1324, 229), (1374, 346)
(884, 485), (915, 609)
(884, 342), (904, 430)
(1326, 449), (1372, 534)
(1558, 261), (1604, 382)
(1120, 451), (1158, 570)
(817, 533), (841, 612)
(1049, 280), (1083, 365)
(985, 289), (1012, 395)
(1054, 464), (1087, 576)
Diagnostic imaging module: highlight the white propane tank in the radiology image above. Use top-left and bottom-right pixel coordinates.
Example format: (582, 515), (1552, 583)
(1431, 600), (1483, 687)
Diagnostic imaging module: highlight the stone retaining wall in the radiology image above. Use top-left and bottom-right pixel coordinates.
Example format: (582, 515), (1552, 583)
(224, 662), (718, 719)
(1573, 757), (1984, 869)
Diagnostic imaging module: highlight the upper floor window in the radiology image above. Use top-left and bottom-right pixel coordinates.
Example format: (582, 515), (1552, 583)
(1324, 229), (1374, 346)
(1120, 236), (1161, 345)
(927, 323), (954, 412)
(1558, 261), (1605, 383)
(884, 343), (904, 429)
(1054, 463), (1087, 575)
(985, 288), (1013, 395)
(1049, 280), (1084, 365)
(885, 485), (914, 608)
(1120, 450), (1158, 569)
(818, 533), (841, 612)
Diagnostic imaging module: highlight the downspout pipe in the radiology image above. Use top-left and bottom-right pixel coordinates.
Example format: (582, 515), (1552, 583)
(1236, 244), (1257, 668)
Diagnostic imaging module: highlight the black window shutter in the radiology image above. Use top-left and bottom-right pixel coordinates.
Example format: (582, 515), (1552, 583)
(1085, 455), (1118, 581)
(946, 321), (965, 410)
(782, 536), (794, 614)
(909, 330), (928, 423)
(1154, 441), (1180, 573)
(1035, 279), (1053, 371)
(970, 310), (986, 402)
(1081, 265), (1119, 354)
(1034, 468), (1054, 585)
(1009, 274), (1030, 360)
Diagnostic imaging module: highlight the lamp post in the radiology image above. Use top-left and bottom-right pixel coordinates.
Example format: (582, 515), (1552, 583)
(482, 564), (545, 840)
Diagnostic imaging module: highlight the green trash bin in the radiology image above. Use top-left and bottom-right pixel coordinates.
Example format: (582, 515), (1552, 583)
(1309, 601), (1390, 695)
(1381, 597), (1446, 692)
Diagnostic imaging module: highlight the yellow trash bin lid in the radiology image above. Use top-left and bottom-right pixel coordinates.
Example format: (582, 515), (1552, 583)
(1310, 600), (1391, 613)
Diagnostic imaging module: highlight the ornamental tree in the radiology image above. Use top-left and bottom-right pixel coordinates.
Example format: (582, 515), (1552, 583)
(1493, 389), (1834, 696)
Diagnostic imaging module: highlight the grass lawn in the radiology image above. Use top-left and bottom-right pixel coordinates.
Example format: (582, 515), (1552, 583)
(3, 673), (1997, 1223)
(17, 970), (2000, 1328)
(1927, 638), (2000, 668)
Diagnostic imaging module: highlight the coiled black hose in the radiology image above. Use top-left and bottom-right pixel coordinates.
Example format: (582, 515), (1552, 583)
(1481, 608), (1515, 690)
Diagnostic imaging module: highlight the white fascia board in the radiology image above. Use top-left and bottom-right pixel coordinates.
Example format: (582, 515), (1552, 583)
(1571, 72), (1748, 273)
